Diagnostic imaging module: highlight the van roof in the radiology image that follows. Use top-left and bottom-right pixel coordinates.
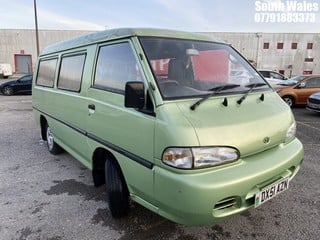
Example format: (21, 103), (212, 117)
(41, 28), (222, 55)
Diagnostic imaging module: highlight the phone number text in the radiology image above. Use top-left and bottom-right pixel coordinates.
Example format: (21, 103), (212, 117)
(254, 12), (316, 23)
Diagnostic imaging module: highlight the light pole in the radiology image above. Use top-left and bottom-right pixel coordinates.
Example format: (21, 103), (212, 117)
(255, 32), (262, 68)
(34, 0), (40, 56)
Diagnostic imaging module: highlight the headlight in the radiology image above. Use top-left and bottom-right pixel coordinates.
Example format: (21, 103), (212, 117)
(285, 121), (296, 143)
(162, 148), (193, 169)
(193, 147), (239, 168)
(162, 147), (239, 169)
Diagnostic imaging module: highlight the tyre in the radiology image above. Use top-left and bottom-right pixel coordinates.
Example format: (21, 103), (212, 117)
(3, 86), (13, 95)
(282, 96), (294, 107)
(45, 123), (63, 155)
(105, 159), (130, 218)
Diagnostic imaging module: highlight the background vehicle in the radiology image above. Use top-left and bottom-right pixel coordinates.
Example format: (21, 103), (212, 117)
(306, 92), (320, 113)
(0, 74), (33, 95)
(258, 69), (288, 86)
(277, 75), (320, 107)
(0, 63), (13, 79)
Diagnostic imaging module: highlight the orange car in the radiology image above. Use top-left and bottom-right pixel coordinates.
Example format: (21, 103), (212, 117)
(277, 75), (320, 107)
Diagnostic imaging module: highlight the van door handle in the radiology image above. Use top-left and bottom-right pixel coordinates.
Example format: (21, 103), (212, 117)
(88, 104), (95, 110)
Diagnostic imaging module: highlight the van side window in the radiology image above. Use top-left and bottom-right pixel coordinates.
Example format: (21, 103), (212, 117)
(94, 42), (143, 93)
(37, 58), (57, 87)
(58, 54), (86, 92)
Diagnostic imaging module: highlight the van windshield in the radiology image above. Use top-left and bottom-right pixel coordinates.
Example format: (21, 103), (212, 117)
(140, 37), (269, 100)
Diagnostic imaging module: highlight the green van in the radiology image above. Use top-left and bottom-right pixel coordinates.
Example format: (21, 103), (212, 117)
(32, 28), (303, 226)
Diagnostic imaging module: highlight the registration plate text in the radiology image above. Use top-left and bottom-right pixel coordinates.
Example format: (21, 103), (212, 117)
(255, 178), (289, 207)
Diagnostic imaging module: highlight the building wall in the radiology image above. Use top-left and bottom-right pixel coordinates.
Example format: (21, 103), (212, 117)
(204, 32), (320, 77)
(0, 29), (319, 77)
(0, 29), (92, 74)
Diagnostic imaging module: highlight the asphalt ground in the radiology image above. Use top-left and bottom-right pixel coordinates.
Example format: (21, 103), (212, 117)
(0, 95), (319, 240)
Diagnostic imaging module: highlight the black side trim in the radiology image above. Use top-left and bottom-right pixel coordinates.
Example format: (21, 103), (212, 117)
(87, 133), (153, 169)
(33, 106), (86, 136)
(33, 106), (153, 169)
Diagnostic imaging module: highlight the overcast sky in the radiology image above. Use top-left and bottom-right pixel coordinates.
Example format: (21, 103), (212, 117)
(1, 0), (319, 32)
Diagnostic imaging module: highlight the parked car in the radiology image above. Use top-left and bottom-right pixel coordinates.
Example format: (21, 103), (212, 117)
(278, 75), (307, 85)
(277, 75), (320, 107)
(258, 69), (288, 86)
(0, 74), (33, 95)
(306, 92), (320, 113)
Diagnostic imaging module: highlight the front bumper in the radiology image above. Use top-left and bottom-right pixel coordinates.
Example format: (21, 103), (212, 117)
(154, 138), (303, 226)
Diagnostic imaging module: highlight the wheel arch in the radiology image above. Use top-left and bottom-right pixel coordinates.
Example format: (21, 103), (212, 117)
(92, 147), (127, 189)
(40, 115), (48, 141)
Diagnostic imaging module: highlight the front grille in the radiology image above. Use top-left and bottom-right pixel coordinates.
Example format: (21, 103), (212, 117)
(214, 197), (237, 210)
(307, 102), (320, 109)
(308, 97), (320, 104)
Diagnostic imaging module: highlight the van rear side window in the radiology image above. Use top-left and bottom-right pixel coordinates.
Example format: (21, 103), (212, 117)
(94, 42), (143, 93)
(37, 58), (57, 87)
(58, 54), (86, 92)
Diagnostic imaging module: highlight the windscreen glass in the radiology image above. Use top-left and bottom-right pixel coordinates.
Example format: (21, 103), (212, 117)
(140, 37), (269, 99)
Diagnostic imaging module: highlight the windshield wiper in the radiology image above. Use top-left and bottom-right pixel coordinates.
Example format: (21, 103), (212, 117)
(190, 84), (240, 110)
(237, 82), (266, 105)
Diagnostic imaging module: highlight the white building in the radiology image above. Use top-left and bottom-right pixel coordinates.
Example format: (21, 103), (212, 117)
(0, 29), (91, 74)
(204, 32), (320, 77)
(0, 29), (319, 77)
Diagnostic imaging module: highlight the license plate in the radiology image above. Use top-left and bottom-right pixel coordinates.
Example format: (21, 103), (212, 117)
(255, 178), (289, 207)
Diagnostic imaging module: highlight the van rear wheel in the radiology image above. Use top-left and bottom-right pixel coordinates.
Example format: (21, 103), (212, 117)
(105, 159), (130, 218)
(45, 123), (62, 155)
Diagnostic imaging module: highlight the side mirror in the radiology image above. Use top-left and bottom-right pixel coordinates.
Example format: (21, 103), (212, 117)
(125, 81), (145, 109)
(299, 82), (306, 88)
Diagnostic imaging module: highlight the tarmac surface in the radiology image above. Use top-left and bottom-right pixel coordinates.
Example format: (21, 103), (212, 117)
(0, 94), (319, 240)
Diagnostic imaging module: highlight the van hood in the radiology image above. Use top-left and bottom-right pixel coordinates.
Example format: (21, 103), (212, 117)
(175, 92), (293, 157)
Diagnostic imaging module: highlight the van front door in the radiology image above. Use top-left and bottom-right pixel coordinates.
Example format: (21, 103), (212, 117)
(86, 41), (155, 204)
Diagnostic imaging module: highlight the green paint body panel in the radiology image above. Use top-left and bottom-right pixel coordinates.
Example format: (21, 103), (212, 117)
(32, 28), (303, 226)
(154, 138), (302, 225)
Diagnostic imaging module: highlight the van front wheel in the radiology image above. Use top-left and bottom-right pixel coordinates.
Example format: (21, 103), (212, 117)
(105, 159), (130, 218)
(45, 123), (63, 155)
